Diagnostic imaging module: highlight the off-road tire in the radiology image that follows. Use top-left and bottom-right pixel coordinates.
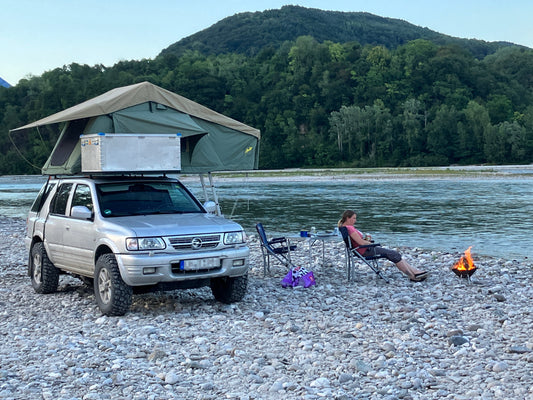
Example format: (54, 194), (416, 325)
(94, 254), (132, 316)
(30, 242), (59, 294)
(210, 273), (248, 304)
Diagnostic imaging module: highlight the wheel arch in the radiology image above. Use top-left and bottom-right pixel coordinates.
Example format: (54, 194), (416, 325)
(95, 244), (113, 265)
(28, 236), (44, 276)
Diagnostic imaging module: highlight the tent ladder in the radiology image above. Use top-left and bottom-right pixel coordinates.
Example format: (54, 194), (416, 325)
(199, 172), (222, 216)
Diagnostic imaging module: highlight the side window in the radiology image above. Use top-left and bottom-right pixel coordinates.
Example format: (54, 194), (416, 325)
(71, 184), (93, 212)
(50, 183), (73, 215)
(30, 182), (56, 212)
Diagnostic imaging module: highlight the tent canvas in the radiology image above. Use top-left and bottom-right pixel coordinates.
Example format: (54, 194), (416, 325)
(10, 81), (260, 174)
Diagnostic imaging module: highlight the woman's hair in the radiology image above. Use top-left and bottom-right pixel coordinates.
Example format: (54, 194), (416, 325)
(338, 210), (356, 227)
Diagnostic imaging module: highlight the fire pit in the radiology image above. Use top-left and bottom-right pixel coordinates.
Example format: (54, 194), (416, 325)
(452, 246), (477, 280)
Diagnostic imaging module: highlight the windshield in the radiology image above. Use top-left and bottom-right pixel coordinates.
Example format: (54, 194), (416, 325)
(96, 181), (203, 217)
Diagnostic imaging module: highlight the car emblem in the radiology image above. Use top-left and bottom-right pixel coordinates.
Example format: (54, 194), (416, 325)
(191, 237), (203, 249)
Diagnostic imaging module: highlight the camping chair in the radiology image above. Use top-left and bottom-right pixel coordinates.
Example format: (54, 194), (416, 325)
(339, 226), (389, 283)
(256, 223), (297, 276)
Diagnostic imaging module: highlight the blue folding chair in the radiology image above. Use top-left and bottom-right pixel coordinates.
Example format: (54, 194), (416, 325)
(256, 223), (297, 276)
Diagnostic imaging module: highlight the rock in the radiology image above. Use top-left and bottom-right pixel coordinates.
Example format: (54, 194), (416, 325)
(310, 377), (331, 388)
(147, 348), (167, 362)
(338, 373), (353, 383)
(380, 341), (396, 352)
(353, 359), (371, 373)
(466, 324), (483, 331)
(492, 362), (509, 372)
(448, 336), (469, 346)
(447, 329), (463, 337)
(494, 294), (506, 302)
(269, 380), (284, 392)
(164, 372), (179, 384)
(509, 346), (531, 354)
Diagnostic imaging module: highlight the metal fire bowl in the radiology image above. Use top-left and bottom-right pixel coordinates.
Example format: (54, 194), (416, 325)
(452, 268), (477, 278)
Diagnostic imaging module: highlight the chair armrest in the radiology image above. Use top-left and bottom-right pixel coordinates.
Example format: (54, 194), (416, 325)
(355, 243), (380, 250)
(269, 237), (287, 245)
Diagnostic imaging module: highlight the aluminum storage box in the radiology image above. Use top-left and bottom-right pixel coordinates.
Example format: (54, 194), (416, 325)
(80, 133), (181, 173)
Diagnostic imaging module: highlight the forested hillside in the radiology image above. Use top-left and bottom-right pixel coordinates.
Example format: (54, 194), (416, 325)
(1, 7), (533, 174)
(160, 5), (515, 59)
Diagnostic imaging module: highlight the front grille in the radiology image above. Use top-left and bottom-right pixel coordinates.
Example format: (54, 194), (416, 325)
(168, 234), (221, 250)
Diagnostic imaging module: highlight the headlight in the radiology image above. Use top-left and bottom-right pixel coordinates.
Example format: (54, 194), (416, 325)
(224, 231), (245, 245)
(126, 237), (166, 251)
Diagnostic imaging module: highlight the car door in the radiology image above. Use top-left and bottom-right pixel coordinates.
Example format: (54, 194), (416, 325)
(61, 183), (96, 276)
(44, 182), (73, 267)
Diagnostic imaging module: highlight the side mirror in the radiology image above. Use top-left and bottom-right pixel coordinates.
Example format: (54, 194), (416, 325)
(203, 201), (217, 214)
(71, 205), (93, 220)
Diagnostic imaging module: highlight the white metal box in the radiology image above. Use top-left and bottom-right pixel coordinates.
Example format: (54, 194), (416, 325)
(80, 133), (181, 173)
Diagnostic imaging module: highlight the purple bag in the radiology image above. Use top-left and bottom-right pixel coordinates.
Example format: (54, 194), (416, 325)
(281, 266), (316, 288)
(281, 269), (294, 288)
(299, 271), (316, 288)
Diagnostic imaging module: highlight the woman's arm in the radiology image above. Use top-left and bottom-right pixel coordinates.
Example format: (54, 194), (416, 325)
(349, 230), (371, 246)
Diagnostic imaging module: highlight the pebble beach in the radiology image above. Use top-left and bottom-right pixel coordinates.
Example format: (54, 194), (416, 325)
(1, 215), (532, 400)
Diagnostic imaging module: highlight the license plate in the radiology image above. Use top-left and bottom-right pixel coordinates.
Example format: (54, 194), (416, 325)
(181, 257), (220, 271)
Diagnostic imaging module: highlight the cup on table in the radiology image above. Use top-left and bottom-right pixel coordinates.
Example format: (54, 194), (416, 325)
(300, 230), (308, 237)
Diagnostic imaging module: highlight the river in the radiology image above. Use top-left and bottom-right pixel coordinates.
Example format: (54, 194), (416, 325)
(1, 167), (532, 261)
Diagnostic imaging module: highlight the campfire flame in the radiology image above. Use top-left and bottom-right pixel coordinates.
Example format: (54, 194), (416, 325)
(452, 246), (476, 277)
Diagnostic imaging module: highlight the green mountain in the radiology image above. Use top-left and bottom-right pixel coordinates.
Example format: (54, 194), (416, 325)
(160, 5), (517, 59)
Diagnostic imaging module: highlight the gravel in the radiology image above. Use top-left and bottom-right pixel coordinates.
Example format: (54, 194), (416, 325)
(1, 215), (532, 399)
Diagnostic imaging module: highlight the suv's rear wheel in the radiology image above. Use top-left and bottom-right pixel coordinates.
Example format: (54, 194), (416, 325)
(94, 254), (132, 316)
(30, 242), (59, 294)
(210, 273), (248, 303)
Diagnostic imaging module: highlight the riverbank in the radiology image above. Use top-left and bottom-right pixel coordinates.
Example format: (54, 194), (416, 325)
(179, 165), (533, 182)
(1, 216), (532, 399)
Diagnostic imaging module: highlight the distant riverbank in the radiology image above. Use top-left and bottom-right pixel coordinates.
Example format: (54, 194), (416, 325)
(179, 165), (533, 182)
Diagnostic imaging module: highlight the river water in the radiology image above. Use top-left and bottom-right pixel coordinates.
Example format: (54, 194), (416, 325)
(1, 169), (532, 261)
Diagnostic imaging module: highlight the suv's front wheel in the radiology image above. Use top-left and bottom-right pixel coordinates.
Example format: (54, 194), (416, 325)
(30, 242), (59, 294)
(210, 273), (248, 303)
(94, 254), (132, 316)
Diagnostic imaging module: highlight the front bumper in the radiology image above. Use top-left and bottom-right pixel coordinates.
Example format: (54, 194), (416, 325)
(115, 246), (250, 286)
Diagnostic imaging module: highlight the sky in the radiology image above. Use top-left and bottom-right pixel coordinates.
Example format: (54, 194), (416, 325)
(2, 0), (532, 86)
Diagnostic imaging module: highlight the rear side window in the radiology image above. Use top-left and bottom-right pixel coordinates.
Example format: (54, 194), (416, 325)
(30, 182), (56, 212)
(50, 183), (73, 215)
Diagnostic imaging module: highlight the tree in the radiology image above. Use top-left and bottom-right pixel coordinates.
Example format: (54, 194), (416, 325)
(483, 124), (506, 163)
(329, 105), (362, 160)
(519, 106), (533, 161)
(426, 104), (460, 164)
(486, 94), (513, 125)
(402, 98), (426, 155)
(458, 101), (491, 163)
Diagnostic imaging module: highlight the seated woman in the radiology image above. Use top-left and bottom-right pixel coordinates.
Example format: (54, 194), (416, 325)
(338, 210), (428, 282)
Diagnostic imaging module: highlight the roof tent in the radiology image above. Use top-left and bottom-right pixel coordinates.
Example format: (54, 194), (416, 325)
(10, 81), (260, 174)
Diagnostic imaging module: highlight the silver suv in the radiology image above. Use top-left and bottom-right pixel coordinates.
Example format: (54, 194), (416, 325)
(25, 175), (249, 315)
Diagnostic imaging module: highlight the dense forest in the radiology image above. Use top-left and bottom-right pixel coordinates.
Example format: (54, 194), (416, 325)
(161, 6), (516, 59)
(1, 6), (533, 174)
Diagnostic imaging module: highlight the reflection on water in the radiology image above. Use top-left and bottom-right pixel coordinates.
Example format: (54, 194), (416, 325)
(1, 174), (531, 260)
